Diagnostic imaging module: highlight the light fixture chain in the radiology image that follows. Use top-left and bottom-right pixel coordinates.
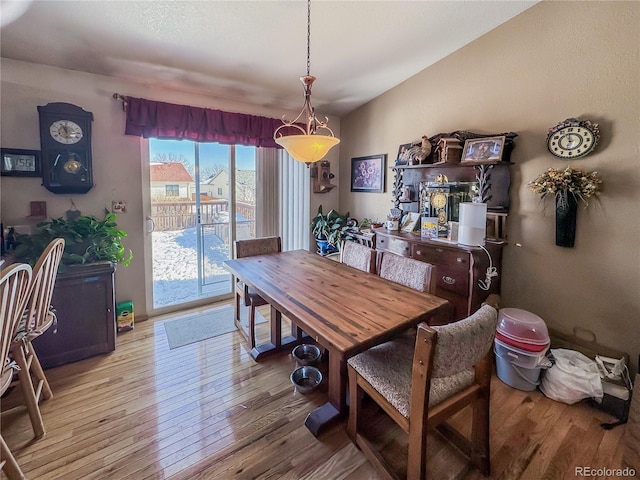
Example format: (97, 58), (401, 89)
(306, 0), (311, 77)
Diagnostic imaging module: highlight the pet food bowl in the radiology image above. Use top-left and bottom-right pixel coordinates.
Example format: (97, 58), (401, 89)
(291, 344), (322, 366)
(290, 366), (323, 394)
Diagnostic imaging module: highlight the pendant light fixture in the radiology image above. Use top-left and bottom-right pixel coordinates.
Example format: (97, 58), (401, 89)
(274, 0), (340, 164)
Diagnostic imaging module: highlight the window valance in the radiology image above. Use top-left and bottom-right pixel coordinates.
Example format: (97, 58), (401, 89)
(124, 96), (284, 149)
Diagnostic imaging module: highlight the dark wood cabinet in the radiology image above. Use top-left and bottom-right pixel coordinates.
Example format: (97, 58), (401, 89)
(374, 228), (503, 321)
(33, 262), (116, 368)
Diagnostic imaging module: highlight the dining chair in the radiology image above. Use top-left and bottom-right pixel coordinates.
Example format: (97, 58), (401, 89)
(378, 251), (436, 294)
(1, 263), (33, 480)
(339, 240), (376, 274)
(10, 238), (65, 438)
(233, 236), (281, 350)
(347, 296), (499, 480)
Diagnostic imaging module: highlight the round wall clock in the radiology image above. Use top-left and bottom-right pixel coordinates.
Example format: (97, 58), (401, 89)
(546, 118), (600, 159)
(38, 102), (94, 194)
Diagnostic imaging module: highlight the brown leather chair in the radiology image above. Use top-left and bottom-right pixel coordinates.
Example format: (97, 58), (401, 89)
(233, 236), (281, 350)
(378, 251), (436, 294)
(339, 240), (376, 274)
(1, 263), (33, 480)
(347, 298), (499, 480)
(10, 238), (65, 438)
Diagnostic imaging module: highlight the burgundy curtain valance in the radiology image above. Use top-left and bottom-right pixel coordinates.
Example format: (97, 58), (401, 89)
(124, 96), (284, 149)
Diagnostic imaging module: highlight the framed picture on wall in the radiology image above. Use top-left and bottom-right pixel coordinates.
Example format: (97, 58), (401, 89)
(461, 136), (506, 164)
(351, 154), (386, 193)
(1, 148), (41, 177)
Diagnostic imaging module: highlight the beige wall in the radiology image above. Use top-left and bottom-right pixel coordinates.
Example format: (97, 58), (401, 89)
(339, 1), (640, 371)
(0, 58), (340, 318)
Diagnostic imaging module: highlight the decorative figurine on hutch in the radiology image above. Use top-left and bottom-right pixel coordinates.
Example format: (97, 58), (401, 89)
(434, 137), (463, 164)
(401, 135), (432, 165)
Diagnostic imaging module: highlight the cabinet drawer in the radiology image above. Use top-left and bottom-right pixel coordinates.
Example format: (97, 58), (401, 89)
(435, 266), (469, 297)
(412, 244), (470, 269)
(377, 235), (411, 257)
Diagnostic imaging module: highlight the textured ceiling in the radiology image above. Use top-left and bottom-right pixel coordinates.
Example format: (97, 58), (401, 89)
(0, 0), (537, 116)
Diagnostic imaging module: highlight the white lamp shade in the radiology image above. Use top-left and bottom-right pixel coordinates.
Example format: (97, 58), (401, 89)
(275, 134), (340, 163)
(458, 202), (487, 246)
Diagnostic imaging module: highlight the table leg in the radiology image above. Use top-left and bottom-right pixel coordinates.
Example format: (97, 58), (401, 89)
(250, 307), (309, 361)
(304, 350), (347, 437)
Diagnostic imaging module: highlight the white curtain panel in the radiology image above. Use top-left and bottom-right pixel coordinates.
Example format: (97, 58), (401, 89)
(278, 151), (310, 252)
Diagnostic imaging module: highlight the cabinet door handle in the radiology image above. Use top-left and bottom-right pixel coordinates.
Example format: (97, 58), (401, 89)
(443, 276), (456, 285)
(436, 248), (444, 253)
(456, 257), (464, 263)
(415, 250), (421, 255)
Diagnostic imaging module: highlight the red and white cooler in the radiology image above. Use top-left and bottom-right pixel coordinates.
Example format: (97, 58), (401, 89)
(494, 308), (550, 391)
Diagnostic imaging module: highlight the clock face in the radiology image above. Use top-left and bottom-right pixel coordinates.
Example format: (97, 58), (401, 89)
(49, 120), (84, 144)
(430, 192), (447, 209)
(547, 119), (599, 159)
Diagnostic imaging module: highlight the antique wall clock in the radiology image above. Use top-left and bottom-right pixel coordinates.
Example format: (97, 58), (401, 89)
(546, 118), (600, 159)
(38, 102), (94, 193)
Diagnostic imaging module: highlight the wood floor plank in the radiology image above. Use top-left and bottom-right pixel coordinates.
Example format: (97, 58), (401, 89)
(1, 301), (631, 480)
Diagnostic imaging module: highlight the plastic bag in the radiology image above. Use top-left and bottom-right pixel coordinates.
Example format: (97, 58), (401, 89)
(540, 349), (603, 404)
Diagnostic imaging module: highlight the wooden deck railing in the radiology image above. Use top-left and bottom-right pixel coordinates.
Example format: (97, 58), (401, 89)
(151, 200), (255, 237)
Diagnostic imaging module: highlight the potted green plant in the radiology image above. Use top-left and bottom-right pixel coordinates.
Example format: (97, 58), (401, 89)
(13, 211), (132, 269)
(310, 205), (349, 255)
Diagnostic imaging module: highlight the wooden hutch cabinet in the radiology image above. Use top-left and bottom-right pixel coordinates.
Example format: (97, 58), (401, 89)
(377, 130), (516, 320)
(374, 228), (503, 320)
(32, 261), (116, 368)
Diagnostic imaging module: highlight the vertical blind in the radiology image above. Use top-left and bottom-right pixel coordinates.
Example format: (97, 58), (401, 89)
(279, 151), (310, 252)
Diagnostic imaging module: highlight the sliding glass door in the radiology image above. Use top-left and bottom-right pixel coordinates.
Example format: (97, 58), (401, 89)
(148, 139), (256, 310)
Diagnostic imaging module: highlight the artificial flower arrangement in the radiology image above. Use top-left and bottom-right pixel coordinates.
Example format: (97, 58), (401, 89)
(528, 165), (603, 207)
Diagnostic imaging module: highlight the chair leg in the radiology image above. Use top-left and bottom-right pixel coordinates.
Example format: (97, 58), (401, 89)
(235, 291), (241, 322)
(27, 340), (53, 401)
(11, 344), (45, 438)
(347, 366), (361, 442)
(0, 435), (26, 480)
(248, 305), (257, 349)
(470, 394), (491, 475)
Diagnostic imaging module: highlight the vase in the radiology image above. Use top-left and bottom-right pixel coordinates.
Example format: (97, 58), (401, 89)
(555, 193), (578, 248)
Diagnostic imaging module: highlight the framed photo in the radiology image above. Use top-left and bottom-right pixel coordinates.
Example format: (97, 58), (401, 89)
(421, 216), (439, 239)
(400, 212), (421, 232)
(351, 154), (386, 193)
(461, 136), (506, 164)
(395, 143), (413, 166)
(1, 148), (41, 177)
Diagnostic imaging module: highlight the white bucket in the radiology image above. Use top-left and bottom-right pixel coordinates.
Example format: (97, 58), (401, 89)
(495, 348), (541, 391)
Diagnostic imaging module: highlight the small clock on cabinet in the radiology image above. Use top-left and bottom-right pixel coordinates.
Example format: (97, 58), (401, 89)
(38, 102), (94, 194)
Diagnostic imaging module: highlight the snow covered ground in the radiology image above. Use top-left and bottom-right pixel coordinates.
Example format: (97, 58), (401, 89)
(152, 227), (231, 308)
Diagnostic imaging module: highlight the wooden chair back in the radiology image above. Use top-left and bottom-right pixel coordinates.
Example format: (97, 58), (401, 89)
(23, 238), (65, 335)
(233, 236), (282, 349)
(1, 263), (33, 387)
(339, 240), (376, 274)
(347, 302), (498, 479)
(378, 251), (436, 294)
(235, 236), (282, 259)
(0, 264), (32, 480)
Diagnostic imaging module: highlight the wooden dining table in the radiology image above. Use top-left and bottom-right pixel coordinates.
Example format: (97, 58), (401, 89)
(224, 249), (451, 436)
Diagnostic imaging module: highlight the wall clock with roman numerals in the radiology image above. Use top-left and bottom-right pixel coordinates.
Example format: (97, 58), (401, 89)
(38, 102), (94, 194)
(546, 118), (600, 159)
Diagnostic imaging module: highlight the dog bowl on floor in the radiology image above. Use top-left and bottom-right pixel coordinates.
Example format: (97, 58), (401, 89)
(290, 366), (323, 394)
(291, 344), (322, 366)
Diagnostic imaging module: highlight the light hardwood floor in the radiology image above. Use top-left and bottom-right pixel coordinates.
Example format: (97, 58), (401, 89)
(1, 302), (631, 479)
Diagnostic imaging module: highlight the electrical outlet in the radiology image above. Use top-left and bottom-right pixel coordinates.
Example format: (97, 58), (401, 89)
(112, 201), (126, 214)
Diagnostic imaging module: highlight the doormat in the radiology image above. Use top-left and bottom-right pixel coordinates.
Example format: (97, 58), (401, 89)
(163, 304), (267, 349)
